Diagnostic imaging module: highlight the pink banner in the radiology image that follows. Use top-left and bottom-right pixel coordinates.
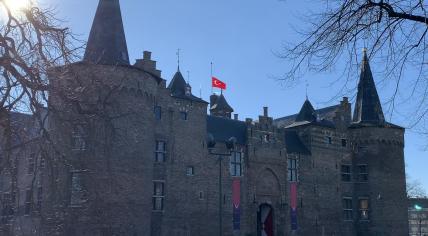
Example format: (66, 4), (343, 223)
(232, 179), (240, 208)
(290, 182), (297, 209)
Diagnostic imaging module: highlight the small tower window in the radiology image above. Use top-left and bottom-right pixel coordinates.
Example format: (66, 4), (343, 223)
(343, 197), (353, 221)
(287, 157), (298, 182)
(155, 141), (167, 162)
(186, 166), (194, 176)
(199, 191), (204, 200)
(357, 165), (368, 182)
(358, 198), (370, 220)
(72, 124), (87, 151)
(341, 165), (351, 182)
(180, 112), (188, 121)
(326, 136), (332, 144)
(70, 171), (86, 207)
(28, 153), (35, 174)
(153, 181), (165, 211)
(341, 139), (347, 147)
(230, 151), (243, 177)
(154, 106), (162, 120)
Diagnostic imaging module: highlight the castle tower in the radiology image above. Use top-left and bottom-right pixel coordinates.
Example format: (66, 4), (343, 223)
(350, 50), (408, 236)
(84, 0), (129, 65)
(209, 93), (234, 119)
(295, 99), (316, 122)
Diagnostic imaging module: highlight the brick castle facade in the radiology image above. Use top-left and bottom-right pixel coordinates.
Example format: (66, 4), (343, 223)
(0, 0), (409, 235)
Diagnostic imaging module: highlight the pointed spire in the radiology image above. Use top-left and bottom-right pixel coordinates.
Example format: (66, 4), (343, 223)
(353, 49), (385, 124)
(84, 0), (130, 65)
(295, 99), (316, 122)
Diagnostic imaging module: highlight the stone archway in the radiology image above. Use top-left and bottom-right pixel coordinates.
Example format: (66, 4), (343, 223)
(257, 203), (274, 236)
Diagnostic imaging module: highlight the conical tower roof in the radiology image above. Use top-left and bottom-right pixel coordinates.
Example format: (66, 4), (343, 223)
(210, 93), (234, 113)
(168, 70), (187, 96)
(295, 99), (316, 122)
(84, 0), (130, 65)
(353, 50), (385, 124)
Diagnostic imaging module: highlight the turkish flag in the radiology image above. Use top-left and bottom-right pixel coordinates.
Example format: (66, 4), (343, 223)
(212, 77), (226, 90)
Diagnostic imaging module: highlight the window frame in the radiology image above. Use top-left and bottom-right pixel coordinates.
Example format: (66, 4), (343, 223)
(342, 197), (353, 221)
(358, 197), (370, 221)
(24, 189), (32, 216)
(341, 164), (352, 182)
(28, 153), (35, 175)
(180, 111), (188, 121)
(154, 106), (162, 120)
(152, 181), (165, 211)
(72, 124), (87, 151)
(287, 156), (298, 182)
(155, 140), (167, 163)
(326, 136), (333, 144)
(230, 151), (243, 177)
(186, 166), (194, 176)
(341, 138), (347, 147)
(357, 164), (369, 183)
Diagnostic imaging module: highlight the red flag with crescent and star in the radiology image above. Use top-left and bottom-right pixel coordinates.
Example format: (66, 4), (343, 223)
(212, 76), (226, 90)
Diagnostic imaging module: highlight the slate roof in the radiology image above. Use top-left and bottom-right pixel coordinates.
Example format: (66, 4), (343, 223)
(284, 130), (310, 155)
(352, 50), (385, 125)
(84, 0), (130, 65)
(274, 104), (340, 128)
(207, 115), (247, 145)
(210, 94), (234, 113)
(409, 198), (428, 208)
(167, 71), (207, 103)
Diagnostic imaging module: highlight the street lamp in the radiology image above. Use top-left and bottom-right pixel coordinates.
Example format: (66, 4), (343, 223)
(207, 134), (236, 236)
(415, 204), (423, 236)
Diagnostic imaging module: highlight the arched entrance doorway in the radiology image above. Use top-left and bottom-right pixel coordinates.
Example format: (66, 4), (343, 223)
(257, 204), (274, 236)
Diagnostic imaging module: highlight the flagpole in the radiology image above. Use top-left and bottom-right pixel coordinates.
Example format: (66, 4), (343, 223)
(211, 62), (213, 94)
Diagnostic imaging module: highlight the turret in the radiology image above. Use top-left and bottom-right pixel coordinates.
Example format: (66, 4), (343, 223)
(209, 93), (234, 119)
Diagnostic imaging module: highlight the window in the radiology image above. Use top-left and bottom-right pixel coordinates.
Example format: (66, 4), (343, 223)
(343, 197), (353, 221)
(37, 187), (43, 211)
(230, 151), (242, 177)
(28, 154), (35, 174)
(341, 139), (347, 147)
(72, 125), (86, 151)
(24, 189), (32, 215)
(70, 172), (85, 207)
(1, 193), (13, 217)
(154, 106), (162, 120)
(288, 157), (298, 182)
(186, 166), (194, 176)
(180, 111), (188, 120)
(39, 156), (45, 169)
(199, 191), (204, 200)
(153, 181), (165, 211)
(155, 141), (166, 162)
(359, 198), (369, 220)
(358, 165), (368, 182)
(341, 165), (351, 182)
(326, 136), (332, 144)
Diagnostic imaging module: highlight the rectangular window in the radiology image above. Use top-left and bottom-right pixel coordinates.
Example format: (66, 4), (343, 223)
(180, 111), (188, 121)
(70, 172), (85, 207)
(186, 166), (194, 176)
(1, 192), (13, 217)
(72, 124), (87, 151)
(326, 136), (332, 144)
(341, 139), (347, 147)
(153, 181), (165, 211)
(359, 198), (369, 221)
(155, 141), (166, 162)
(154, 106), (162, 120)
(358, 165), (368, 182)
(343, 197), (353, 221)
(28, 154), (35, 174)
(24, 189), (32, 215)
(288, 157), (298, 182)
(341, 165), (351, 182)
(230, 151), (242, 177)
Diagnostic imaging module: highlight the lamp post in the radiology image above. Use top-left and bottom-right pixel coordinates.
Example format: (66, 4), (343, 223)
(207, 135), (236, 236)
(415, 204), (423, 236)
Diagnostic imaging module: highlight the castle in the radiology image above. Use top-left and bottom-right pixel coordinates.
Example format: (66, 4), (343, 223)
(0, 0), (409, 235)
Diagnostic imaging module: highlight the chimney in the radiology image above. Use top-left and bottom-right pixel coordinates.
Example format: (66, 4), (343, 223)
(134, 51), (162, 77)
(234, 114), (239, 120)
(263, 107), (268, 117)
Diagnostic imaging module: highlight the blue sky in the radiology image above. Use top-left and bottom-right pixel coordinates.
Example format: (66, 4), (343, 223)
(42, 0), (427, 190)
